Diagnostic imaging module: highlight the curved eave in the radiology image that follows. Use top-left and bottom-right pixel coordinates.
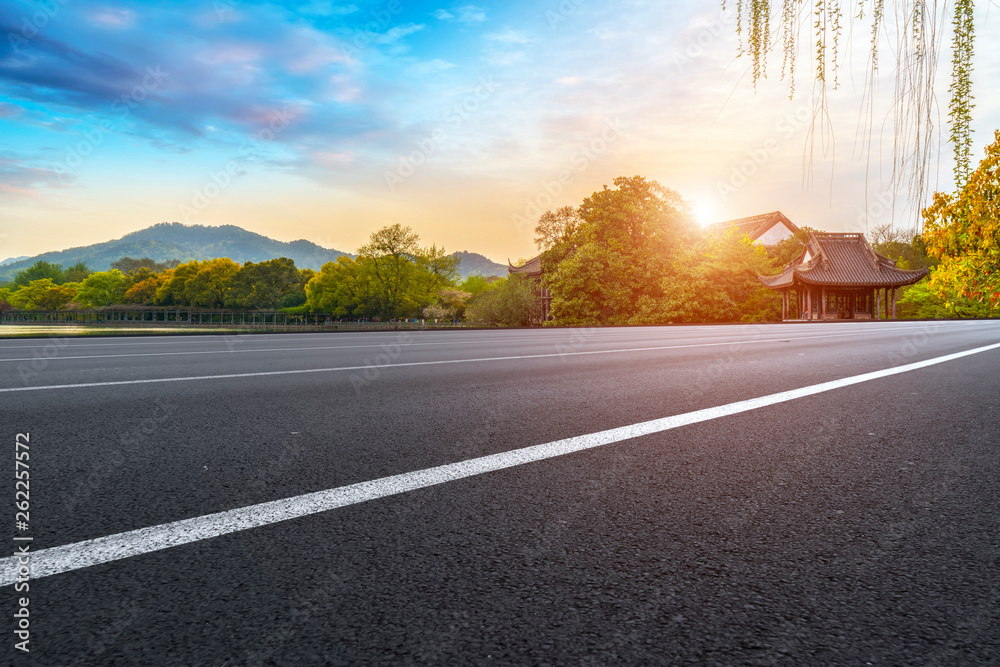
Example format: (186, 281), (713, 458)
(793, 267), (929, 288)
(756, 269), (794, 289)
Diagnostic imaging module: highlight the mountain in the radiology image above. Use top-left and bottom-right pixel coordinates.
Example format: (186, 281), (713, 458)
(0, 223), (349, 281)
(452, 251), (507, 279)
(0, 223), (509, 283)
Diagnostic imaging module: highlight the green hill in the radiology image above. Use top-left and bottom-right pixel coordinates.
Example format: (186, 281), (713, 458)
(0, 223), (349, 281)
(0, 224), (509, 282)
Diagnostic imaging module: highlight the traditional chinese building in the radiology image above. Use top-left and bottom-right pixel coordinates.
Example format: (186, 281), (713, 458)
(706, 211), (800, 246)
(507, 255), (552, 323)
(758, 232), (929, 320)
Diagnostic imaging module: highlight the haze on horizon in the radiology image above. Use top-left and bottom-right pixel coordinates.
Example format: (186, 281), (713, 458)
(1, 0), (998, 262)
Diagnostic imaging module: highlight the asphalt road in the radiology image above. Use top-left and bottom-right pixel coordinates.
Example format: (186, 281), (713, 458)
(2, 321), (999, 666)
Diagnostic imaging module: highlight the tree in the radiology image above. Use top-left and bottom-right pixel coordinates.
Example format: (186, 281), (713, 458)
(921, 129), (1000, 314)
(184, 258), (240, 308)
(729, 1), (978, 211)
(111, 257), (180, 274)
(155, 261), (203, 305)
(64, 262), (91, 283)
(76, 270), (128, 307)
(13, 261), (65, 286)
(459, 275), (493, 295)
(8, 279), (76, 310)
(464, 275), (537, 327)
(534, 206), (582, 252)
(305, 256), (380, 318)
(357, 224), (422, 319)
(124, 277), (161, 305)
(228, 258), (305, 309)
(544, 176), (698, 325)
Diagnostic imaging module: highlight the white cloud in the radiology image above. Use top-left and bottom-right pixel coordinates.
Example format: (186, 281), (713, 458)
(432, 9), (454, 20)
(457, 5), (487, 23)
(88, 7), (136, 29)
(300, 2), (359, 17)
(487, 28), (531, 45)
(377, 23), (426, 45)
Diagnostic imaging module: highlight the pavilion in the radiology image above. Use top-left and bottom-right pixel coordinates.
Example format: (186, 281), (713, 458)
(508, 255), (552, 323)
(758, 232), (929, 320)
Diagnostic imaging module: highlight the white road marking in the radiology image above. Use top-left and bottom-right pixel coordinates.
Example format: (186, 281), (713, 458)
(0, 320), (970, 350)
(0, 327), (953, 392)
(0, 325), (932, 363)
(2, 340), (998, 585)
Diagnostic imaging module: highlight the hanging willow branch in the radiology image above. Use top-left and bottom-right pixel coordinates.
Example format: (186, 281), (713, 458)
(949, 0), (975, 184)
(726, 0), (976, 229)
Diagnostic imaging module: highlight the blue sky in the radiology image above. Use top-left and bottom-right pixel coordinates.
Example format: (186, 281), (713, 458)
(1, 0), (998, 262)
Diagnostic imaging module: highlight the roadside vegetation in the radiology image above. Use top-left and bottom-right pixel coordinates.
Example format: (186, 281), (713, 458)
(2, 135), (997, 327)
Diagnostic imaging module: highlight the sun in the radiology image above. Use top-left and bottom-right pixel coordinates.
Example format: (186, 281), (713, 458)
(692, 200), (718, 227)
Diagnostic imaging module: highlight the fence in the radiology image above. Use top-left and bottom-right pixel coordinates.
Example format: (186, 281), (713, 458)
(0, 308), (465, 330)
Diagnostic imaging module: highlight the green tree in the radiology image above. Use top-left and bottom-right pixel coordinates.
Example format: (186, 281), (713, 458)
(184, 258), (240, 308)
(13, 261), (65, 286)
(922, 130), (1000, 314)
(8, 279), (76, 310)
(358, 224), (421, 319)
(464, 275), (537, 326)
(306, 256), (380, 318)
(76, 270), (128, 307)
(545, 176), (698, 325)
(64, 262), (91, 283)
(228, 258), (305, 309)
(459, 275), (493, 295)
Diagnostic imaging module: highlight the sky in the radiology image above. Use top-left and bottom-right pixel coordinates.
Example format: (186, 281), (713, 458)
(1, 0), (998, 263)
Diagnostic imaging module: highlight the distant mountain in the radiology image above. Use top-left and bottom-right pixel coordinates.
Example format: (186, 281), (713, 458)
(0, 223), (510, 283)
(0, 223), (350, 281)
(452, 251), (506, 279)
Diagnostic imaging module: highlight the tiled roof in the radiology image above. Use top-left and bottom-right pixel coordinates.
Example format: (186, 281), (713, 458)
(508, 255), (542, 276)
(758, 232), (929, 288)
(706, 211), (800, 242)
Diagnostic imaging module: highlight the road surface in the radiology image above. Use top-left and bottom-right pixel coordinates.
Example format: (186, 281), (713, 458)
(2, 321), (999, 665)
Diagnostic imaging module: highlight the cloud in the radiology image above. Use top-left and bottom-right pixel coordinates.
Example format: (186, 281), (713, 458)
(432, 9), (454, 20)
(456, 5), (487, 23)
(487, 28), (531, 45)
(87, 7), (137, 29)
(299, 2), (359, 17)
(0, 155), (72, 198)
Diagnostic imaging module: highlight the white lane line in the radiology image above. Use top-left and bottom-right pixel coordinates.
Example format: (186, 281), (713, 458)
(0, 320), (974, 350)
(0, 325), (938, 363)
(0, 328), (958, 392)
(3, 340), (998, 586)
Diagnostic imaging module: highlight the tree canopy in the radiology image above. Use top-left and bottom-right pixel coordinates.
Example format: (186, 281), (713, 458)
(922, 129), (1000, 313)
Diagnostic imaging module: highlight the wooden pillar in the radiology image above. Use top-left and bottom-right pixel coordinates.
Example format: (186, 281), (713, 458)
(807, 287), (813, 320)
(891, 288), (897, 319)
(821, 286), (827, 319)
